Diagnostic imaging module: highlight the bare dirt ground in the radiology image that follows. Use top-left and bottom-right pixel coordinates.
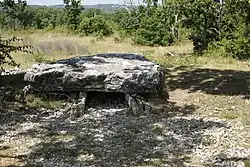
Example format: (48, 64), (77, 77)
(0, 65), (250, 167)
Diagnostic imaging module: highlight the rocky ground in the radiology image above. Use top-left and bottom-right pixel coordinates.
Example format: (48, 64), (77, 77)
(0, 67), (250, 167)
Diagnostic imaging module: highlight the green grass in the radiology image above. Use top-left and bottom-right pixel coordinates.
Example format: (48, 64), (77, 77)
(151, 124), (164, 134)
(221, 113), (239, 120)
(134, 158), (163, 167)
(24, 94), (65, 109)
(245, 158), (250, 167)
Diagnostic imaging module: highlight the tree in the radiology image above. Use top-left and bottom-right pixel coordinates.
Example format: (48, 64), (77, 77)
(143, 0), (158, 7)
(30, 7), (64, 29)
(183, 0), (220, 53)
(79, 15), (113, 36)
(214, 0), (250, 59)
(0, 0), (28, 29)
(183, 0), (250, 59)
(83, 8), (103, 18)
(115, 2), (177, 46)
(133, 6), (174, 46)
(63, 0), (83, 31)
(0, 37), (30, 69)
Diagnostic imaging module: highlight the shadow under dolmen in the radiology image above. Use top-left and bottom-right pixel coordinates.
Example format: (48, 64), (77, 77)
(23, 53), (167, 113)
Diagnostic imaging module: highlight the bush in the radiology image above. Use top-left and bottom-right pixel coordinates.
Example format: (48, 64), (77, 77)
(215, 38), (250, 60)
(203, 35), (250, 60)
(116, 5), (176, 46)
(184, 0), (220, 53)
(78, 15), (113, 37)
(0, 37), (30, 69)
(132, 7), (174, 46)
(133, 28), (174, 46)
(184, 0), (250, 59)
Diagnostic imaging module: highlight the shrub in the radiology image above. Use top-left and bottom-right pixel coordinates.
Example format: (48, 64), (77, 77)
(116, 5), (176, 46)
(78, 15), (113, 37)
(133, 28), (174, 46)
(132, 9), (174, 46)
(184, 0), (250, 59)
(0, 37), (30, 69)
(216, 38), (250, 60)
(184, 0), (220, 53)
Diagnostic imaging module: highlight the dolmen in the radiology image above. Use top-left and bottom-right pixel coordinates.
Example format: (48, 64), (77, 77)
(24, 53), (165, 112)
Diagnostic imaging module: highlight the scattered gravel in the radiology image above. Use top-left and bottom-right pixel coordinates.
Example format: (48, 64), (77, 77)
(193, 120), (250, 166)
(0, 104), (249, 167)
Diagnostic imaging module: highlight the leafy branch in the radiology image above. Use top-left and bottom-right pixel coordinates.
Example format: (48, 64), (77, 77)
(0, 37), (31, 69)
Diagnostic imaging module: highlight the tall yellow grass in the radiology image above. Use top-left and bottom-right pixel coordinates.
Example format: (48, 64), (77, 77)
(3, 30), (250, 71)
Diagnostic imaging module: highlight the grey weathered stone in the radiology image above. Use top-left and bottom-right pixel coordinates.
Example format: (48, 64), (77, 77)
(126, 94), (152, 115)
(73, 92), (87, 116)
(0, 67), (25, 76)
(23, 53), (165, 112)
(24, 53), (165, 96)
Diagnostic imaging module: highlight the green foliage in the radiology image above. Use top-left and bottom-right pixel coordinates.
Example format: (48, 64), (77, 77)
(215, 0), (250, 59)
(112, 8), (139, 36)
(183, 0), (220, 53)
(82, 8), (103, 18)
(0, 11), (7, 28)
(132, 6), (174, 46)
(33, 52), (51, 63)
(25, 94), (65, 109)
(0, 1), (64, 30)
(115, 2), (183, 46)
(212, 36), (250, 60)
(152, 123), (164, 134)
(183, 0), (250, 59)
(78, 15), (113, 36)
(0, 0), (28, 29)
(221, 112), (239, 120)
(31, 7), (64, 29)
(63, 0), (83, 31)
(0, 37), (30, 69)
(245, 158), (250, 167)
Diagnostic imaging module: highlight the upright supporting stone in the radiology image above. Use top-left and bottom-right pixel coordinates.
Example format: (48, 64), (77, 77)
(126, 94), (138, 114)
(71, 92), (87, 118)
(126, 94), (152, 115)
(77, 92), (87, 111)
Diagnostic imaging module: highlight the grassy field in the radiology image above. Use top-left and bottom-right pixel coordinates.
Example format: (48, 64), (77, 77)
(1, 30), (250, 167)
(3, 30), (249, 70)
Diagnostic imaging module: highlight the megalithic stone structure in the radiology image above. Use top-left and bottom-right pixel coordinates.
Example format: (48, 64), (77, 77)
(24, 53), (165, 112)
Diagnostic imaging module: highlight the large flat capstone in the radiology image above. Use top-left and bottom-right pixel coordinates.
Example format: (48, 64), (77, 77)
(24, 53), (164, 95)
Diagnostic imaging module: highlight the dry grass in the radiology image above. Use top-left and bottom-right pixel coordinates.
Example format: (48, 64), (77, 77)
(3, 31), (192, 68)
(188, 93), (250, 123)
(3, 30), (249, 71)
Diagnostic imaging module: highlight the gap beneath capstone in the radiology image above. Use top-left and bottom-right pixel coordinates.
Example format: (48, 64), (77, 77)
(85, 91), (128, 110)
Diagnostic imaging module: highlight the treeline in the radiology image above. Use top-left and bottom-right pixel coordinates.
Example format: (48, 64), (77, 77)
(1, 0), (250, 59)
(0, 0), (113, 34)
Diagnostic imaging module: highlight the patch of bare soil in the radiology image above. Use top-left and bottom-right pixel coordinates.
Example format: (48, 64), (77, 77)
(168, 89), (191, 107)
(167, 66), (250, 167)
